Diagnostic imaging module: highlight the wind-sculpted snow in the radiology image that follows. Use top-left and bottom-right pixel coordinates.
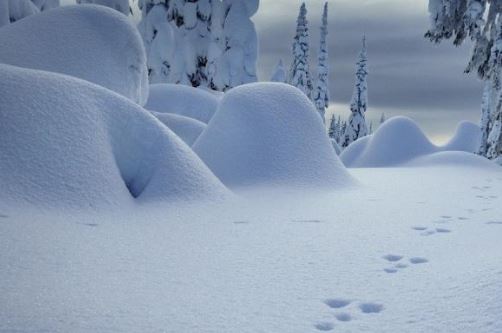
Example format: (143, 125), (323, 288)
(144, 84), (219, 124)
(443, 121), (481, 153)
(193, 83), (354, 189)
(0, 64), (229, 209)
(341, 117), (486, 168)
(151, 112), (206, 147)
(0, 5), (148, 105)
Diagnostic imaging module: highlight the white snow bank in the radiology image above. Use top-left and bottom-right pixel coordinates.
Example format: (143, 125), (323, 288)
(406, 151), (500, 169)
(0, 5), (148, 105)
(76, 0), (130, 15)
(144, 84), (219, 124)
(151, 112), (206, 146)
(193, 83), (353, 189)
(442, 121), (481, 153)
(0, 64), (228, 209)
(341, 117), (484, 168)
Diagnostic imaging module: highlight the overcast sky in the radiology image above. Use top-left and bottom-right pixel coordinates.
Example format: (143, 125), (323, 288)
(255, 0), (483, 143)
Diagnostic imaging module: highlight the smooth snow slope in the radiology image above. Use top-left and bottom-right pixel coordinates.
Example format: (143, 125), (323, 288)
(341, 117), (484, 168)
(144, 84), (219, 123)
(0, 5), (149, 105)
(0, 64), (229, 210)
(151, 111), (206, 146)
(194, 83), (354, 189)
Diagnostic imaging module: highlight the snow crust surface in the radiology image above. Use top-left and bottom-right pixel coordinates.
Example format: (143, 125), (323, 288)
(0, 5), (149, 105)
(193, 83), (353, 189)
(144, 84), (219, 123)
(0, 64), (228, 210)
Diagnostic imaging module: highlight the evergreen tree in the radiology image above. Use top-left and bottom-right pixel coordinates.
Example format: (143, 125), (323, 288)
(270, 59), (287, 82)
(288, 3), (313, 98)
(312, 2), (329, 123)
(342, 36), (369, 148)
(138, 0), (175, 84)
(380, 112), (386, 125)
(328, 114), (336, 138)
(426, 0), (502, 160)
(0, 0), (59, 27)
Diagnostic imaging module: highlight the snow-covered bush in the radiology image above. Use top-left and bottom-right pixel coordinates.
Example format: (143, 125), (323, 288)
(193, 83), (353, 189)
(144, 84), (219, 123)
(0, 5), (149, 105)
(0, 63), (229, 209)
(0, 0), (40, 27)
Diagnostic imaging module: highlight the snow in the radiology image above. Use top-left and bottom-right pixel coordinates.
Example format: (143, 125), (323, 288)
(1, 165), (502, 332)
(76, 0), (130, 15)
(193, 83), (353, 189)
(144, 84), (219, 123)
(443, 121), (481, 153)
(0, 63), (228, 210)
(151, 111), (206, 146)
(0, 5), (148, 105)
(341, 117), (486, 168)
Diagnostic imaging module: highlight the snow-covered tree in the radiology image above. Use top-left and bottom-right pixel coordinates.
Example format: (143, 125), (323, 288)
(0, 0), (54, 27)
(328, 114), (343, 144)
(312, 2), (329, 123)
(270, 59), (287, 82)
(288, 2), (313, 98)
(342, 36), (369, 148)
(380, 112), (386, 125)
(137, 0), (175, 84)
(426, 0), (502, 160)
(137, 0), (258, 91)
(76, 0), (131, 15)
(32, 0), (59, 11)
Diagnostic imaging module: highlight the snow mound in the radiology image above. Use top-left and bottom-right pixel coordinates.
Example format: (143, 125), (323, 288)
(193, 83), (353, 189)
(144, 84), (219, 124)
(151, 112), (206, 147)
(342, 117), (437, 167)
(442, 121), (481, 153)
(338, 136), (371, 167)
(407, 151), (499, 169)
(0, 5), (148, 105)
(0, 64), (228, 209)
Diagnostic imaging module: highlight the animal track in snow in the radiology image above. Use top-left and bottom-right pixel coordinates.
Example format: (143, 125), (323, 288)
(335, 313), (352, 322)
(325, 298), (351, 309)
(314, 322), (334, 331)
(359, 302), (384, 314)
(412, 226), (428, 231)
(291, 219), (322, 224)
(435, 228), (451, 233)
(233, 221), (250, 225)
(0, 214), (8, 218)
(486, 221), (502, 225)
(382, 254), (403, 262)
(409, 257), (428, 264)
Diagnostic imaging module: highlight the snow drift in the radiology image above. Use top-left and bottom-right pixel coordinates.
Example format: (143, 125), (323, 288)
(144, 84), (219, 124)
(442, 121), (481, 153)
(193, 83), (353, 189)
(341, 117), (484, 168)
(151, 112), (206, 146)
(0, 64), (228, 209)
(0, 5), (148, 105)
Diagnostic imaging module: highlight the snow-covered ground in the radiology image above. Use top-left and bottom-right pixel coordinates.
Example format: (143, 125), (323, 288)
(1, 164), (501, 333)
(1, 5), (502, 333)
